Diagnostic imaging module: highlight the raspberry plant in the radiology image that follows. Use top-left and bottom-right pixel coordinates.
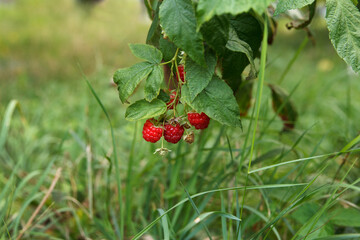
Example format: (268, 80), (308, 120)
(114, 0), (360, 146)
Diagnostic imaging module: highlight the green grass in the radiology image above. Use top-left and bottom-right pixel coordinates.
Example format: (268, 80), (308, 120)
(0, 1), (360, 239)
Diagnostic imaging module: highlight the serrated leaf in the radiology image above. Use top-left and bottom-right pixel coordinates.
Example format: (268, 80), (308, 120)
(125, 99), (167, 121)
(326, 0), (360, 73)
(129, 44), (163, 64)
(222, 14), (263, 85)
(196, 0), (274, 27)
(114, 62), (153, 103)
(226, 27), (256, 77)
(186, 50), (217, 101)
(200, 15), (230, 56)
(269, 84), (298, 131)
(274, 0), (315, 16)
(182, 76), (241, 127)
(145, 65), (164, 102)
(159, 0), (205, 65)
(230, 14), (263, 51)
(330, 208), (360, 227)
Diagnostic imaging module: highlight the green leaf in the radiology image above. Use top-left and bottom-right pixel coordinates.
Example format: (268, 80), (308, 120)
(145, 65), (164, 102)
(196, 0), (274, 27)
(146, 1), (161, 47)
(226, 27), (256, 77)
(200, 15), (230, 56)
(157, 89), (170, 103)
(274, 0), (315, 16)
(159, 0), (205, 65)
(230, 13), (263, 51)
(330, 208), (360, 227)
(222, 13), (263, 85)
(269, 84), (298, 131)
(129, 44), (163, 64)
(114, 62), (153, 103)
(159, 37), (178, 62)
(326, 0), (360, 73)
(182, 76), (242, 127)
(185, 50), (217, 101)
(125, 99), (167, 121)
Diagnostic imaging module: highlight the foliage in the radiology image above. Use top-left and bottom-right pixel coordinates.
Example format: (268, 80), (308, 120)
(0, 0), (360, 239)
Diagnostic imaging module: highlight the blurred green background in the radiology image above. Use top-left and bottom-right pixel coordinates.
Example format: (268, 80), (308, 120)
(0, 0), (359, 239)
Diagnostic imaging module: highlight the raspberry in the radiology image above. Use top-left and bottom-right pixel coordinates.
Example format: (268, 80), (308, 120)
(177, 65), (185, 82)
(164, 123), (184, 144)
(142, 119), (163, 143)
(167, 90), (179, 109)
(187, 112), (210, 129)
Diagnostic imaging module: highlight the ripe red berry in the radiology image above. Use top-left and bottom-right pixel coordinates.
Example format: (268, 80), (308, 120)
(164, 123), (184, 144)
(167, 90), (179, 109)
(177, 65), (185, 82)
(142, 119), (163, 143)
(187, 112), (210, 130)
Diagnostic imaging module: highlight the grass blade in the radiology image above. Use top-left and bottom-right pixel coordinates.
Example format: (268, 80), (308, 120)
(83, 74), (124, 239)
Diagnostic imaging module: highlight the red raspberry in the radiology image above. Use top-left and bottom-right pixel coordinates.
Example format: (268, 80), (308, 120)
(142, 119), (163, 143)
(164, 123), (184, 144)
(166, 90), (179, 109)
(187, 112), (210, 129)
(177, 65), (185, 82)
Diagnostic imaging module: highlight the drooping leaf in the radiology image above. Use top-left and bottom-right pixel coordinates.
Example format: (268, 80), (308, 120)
(222, 13), (263, 85)
(114, 62), (153, 103)
(196, 0), (275, 27)
(200, 15), (230, 56)
(129, 44), (163, 64)
(326, 0), (360, 73)
(159, 0), (205, 65)
(185, 50), (217, 101)
(145, 65), (164, 102)
(226, 27), (256, 77)
(235, 80), (253, 117)
(230, 13), (263, 51)
(274, 0), (315, 16)
(330, 208), (360, 227)
(181, 76), (242, 127)
(125, 99), (167, 121)
(269, 84), (298, 131)
(146, 1), (161, 47)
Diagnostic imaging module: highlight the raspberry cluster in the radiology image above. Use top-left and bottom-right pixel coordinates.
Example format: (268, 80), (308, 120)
(142, 65), (211, 147)
(142, 119), (185, 144)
